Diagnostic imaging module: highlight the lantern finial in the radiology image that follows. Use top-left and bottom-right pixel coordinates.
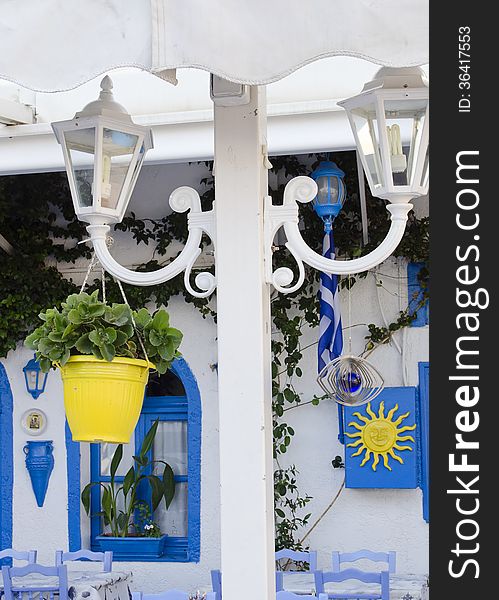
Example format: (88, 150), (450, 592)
(100, 75), (113, 93)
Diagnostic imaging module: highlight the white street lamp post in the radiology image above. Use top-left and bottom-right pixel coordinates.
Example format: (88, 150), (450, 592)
(52, 67), (429, 600)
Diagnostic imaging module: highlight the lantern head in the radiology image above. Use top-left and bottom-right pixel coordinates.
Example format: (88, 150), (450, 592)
(339, 67), (429, 203)
(23, 354), (48, 400)
(52, 76), (153, 225)
(310, 161), (346, 232)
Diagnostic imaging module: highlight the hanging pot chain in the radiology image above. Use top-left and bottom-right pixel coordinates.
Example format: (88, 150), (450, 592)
(79, 248), (151, 367)
(79, 253), (99, 294)
(114, 277), (150, 366)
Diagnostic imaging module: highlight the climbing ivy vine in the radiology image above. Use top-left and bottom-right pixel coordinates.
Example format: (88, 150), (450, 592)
(0, 152), (428, 551)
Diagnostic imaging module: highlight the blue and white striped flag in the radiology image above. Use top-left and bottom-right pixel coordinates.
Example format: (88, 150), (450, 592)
(318, 230), (343, 372)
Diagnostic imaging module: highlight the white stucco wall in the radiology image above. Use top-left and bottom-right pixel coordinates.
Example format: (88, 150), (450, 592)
(0, 159), (428, 591)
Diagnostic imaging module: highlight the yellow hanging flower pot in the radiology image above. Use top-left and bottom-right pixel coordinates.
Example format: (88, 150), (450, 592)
(25, 290), (183, 444)
(60, 356), (153, 443)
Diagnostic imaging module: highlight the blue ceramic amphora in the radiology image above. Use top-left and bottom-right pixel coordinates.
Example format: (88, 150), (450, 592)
(24, 440), (54, 507)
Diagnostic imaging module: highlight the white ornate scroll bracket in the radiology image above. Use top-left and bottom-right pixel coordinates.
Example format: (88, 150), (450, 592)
(86, 186), (217, 298)
(264, 175), (413, 294)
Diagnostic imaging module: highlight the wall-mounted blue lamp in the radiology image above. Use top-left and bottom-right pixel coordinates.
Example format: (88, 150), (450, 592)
(23, 354), (48, 400)
(310, 160), (346, 233)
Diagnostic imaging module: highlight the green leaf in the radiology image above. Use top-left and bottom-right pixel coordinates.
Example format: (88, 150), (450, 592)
(147, 475), (164, 512)
(105, 328), (117, 344)
(104, 304), (131, 326)
(81, 483), (94, 515)
(167, 327), (183, 343)
(152, 310), (169, 331)
(110, 444), (123, 479)
(154, 358), (168, 374)
(60, 347), (71, 366)
(139, 420), (159, 457)
(157, 340), (175, 361)
(91, 346), (103, 360)
(39, 357), (52, 372)
(133, 308), (151, 329)
(88, 330), (102, 346)
(162, 463), (175, 509)
(123, 467), (135, 497)
(133, 454), (148, 467)
(67, 308), (83, 324)
(116, 511), (129, 533)
(102, 486), (112, 518)
(148, 329), (163, 347)
(88, 303), (106, 318)
(100, 343), (115, 362)
(114, 330), (129, 347)
(48, 331), (64, 342)
(120, 322), (134, 338)
(75, 333), (93, 354)
(62, 324), (75, 340)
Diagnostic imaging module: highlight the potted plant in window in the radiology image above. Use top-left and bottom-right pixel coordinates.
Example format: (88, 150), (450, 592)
(25, 290), (183, 443)
(81, 420), (175, 558)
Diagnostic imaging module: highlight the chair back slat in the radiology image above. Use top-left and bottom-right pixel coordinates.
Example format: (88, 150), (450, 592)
(275, 549), (318, 571)
(314, 569), (390, 600)
(1, 564), (68, 600)
(332, 550), (396, 573)
(275, 548), (318, 592)
(277, 592), (328, 600)
(55, 549), (113, 572)
(132, 591), (216, 600)
(0, 549), (37, 565)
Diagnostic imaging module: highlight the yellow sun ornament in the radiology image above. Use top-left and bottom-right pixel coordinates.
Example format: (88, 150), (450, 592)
(346, 402), (417, 471)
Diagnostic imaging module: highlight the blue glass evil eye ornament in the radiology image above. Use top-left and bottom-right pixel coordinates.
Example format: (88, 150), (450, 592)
(341, 371), (362, 395)
(317, 355), (384, 407)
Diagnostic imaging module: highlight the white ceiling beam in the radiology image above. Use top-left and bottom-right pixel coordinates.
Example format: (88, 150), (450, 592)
(0, 97), (35, 125)
(0, 105), (355, 175)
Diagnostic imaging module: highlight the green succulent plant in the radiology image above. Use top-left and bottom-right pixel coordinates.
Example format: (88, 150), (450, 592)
(25, 290), (183, 374)
(81, 420), (175, 537)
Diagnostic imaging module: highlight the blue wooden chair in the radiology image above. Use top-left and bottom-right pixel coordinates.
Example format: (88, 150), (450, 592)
(314, 568), (390, 600)
(55, 549), (113, 572)
(132, 591), (216, 600)
(331, 551), (396, 574)
(275, 549), (318, 592)
(0, 549), (37, 567)
(277, 592), (328, 600)
(210, 569), (222, 600)
(1, 564), (68, 600)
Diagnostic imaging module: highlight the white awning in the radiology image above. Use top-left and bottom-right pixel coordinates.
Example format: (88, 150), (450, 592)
(0, 0), (428, 91)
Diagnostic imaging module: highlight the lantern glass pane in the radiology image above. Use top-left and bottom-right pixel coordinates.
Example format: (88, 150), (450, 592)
(63, 128), (96, 208)
(316, 176), (340, 207)
(383, 98), (428, 187)
(128, 143), (146, 194)
(420, 145), (429, 189)
(100, 128), (139, 211)
(350, 104), (383, 189)
(28, 369), (38, 390)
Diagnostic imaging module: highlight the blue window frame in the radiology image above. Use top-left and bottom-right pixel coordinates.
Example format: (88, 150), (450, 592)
(0, 363), (14, 559)
(417, 361), (429, 522)
(88, 358), (201, 562)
